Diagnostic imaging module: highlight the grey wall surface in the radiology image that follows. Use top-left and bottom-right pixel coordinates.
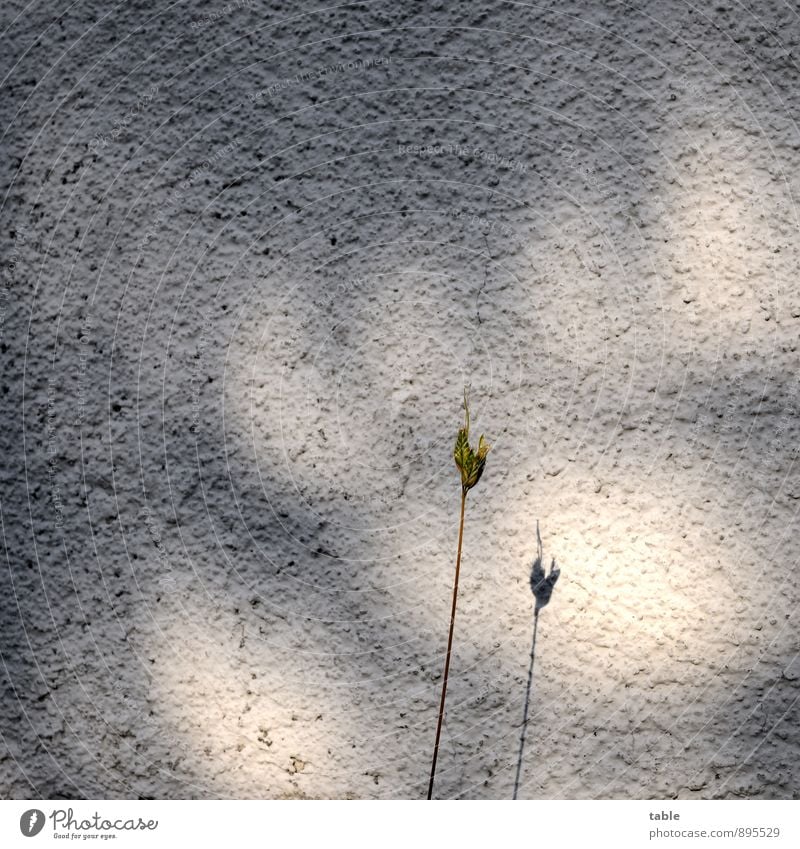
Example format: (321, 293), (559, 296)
(1, 0), (799, 799)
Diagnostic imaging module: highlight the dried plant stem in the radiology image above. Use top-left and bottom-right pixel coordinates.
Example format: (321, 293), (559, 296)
(427, 487), (467, 800)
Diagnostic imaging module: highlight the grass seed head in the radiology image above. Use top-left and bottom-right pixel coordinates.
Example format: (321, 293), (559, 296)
(454, 389), (491, 492)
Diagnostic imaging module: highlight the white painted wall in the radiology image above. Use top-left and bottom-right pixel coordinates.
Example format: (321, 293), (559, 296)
(1, 0), (798, 799)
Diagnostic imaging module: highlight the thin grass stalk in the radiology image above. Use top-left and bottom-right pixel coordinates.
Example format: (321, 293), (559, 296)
(427, 487), (467, 800)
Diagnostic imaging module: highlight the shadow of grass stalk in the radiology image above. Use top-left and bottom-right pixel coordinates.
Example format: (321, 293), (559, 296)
(512, 521), (560, 799)
(427, 390), (490, 800)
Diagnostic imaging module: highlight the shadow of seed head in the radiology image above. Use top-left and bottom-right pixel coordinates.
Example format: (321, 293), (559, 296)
(530, 521), (560, 611)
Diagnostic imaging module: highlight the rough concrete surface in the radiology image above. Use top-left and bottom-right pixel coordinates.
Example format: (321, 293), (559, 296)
(1, 0), (799, 800)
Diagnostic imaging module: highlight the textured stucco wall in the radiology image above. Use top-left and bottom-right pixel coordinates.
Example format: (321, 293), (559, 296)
(1, 0), (799, 799)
